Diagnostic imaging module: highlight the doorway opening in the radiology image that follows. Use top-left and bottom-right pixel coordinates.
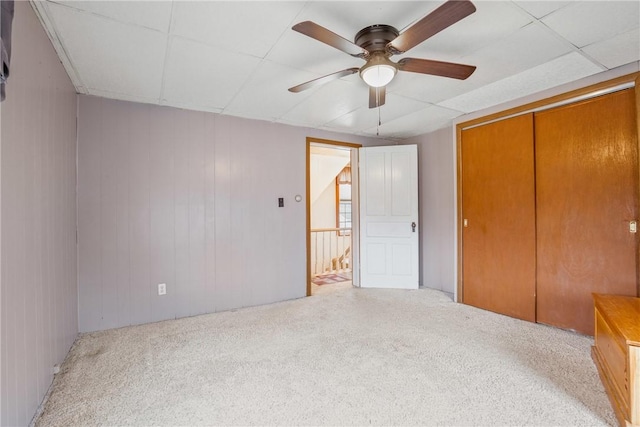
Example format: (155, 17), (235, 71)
(306, 138), (361, 296)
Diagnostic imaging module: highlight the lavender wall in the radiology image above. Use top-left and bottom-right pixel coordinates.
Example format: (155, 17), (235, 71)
(77, 95), (388, 333)
(0, 2), (78, 426)
(402, 128), (456, 297)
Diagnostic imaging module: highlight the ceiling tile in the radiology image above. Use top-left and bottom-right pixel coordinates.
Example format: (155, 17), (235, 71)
(48, 0), (173, 32)
(47, 3), (167, 100)
(391, 22), (573, 104)
(404, 2), (533, 62)
(541, 1), (640, 48)
(162, 37), (262, 111)
(438, 52), (603, 113)
(582, 28), (640, 70)
(324, 94), (429, 134)
(512, 1), (571, 19)
(280, 79), (368, 127)
(171, 2), (306, 58)
(465, 22), (574, 80)
(224, 60), (319, 121)
(362, 105), (463, 139)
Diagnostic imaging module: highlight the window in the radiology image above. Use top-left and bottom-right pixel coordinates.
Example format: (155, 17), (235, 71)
(336, 165), (352, 235)
(338, 197), (351, 231)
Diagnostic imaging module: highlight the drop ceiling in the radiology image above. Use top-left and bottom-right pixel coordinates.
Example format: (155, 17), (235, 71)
(31, 1), (640, 140)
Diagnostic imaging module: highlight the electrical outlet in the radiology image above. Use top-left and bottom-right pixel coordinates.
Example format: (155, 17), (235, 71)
(158, 283), (166, 296)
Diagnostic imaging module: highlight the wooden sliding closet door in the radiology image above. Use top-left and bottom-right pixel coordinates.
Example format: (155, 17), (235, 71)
(535, 89), (638, 335)
(461, 114), (536, 321)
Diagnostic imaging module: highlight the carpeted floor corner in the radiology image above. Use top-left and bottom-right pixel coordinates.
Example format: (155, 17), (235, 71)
(34, 287), (616, 426)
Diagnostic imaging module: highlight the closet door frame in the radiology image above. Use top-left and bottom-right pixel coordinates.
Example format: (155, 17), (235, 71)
(455, 72), (640, 303)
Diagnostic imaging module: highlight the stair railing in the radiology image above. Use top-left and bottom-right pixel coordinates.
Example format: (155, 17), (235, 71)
(310, 228), (351, 276)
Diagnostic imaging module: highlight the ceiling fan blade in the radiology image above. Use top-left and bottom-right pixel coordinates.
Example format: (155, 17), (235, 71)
(397, 58), (476, 80)
(292, 21), (368, 58)
(288, 68), (360, 93)
(387, 0), (476, 54)
(369, 86), (386, 109)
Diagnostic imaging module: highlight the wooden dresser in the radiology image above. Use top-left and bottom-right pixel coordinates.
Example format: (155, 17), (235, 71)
(592, 294), (640, 427)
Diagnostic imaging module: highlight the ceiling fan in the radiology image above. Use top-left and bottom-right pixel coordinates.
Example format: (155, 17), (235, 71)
(288, 0), (477, 108)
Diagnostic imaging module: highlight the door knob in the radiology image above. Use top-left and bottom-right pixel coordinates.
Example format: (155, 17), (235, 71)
(411, 222), (416, 232)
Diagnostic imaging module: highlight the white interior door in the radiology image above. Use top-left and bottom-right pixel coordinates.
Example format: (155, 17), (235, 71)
(359, 145), (419, 289)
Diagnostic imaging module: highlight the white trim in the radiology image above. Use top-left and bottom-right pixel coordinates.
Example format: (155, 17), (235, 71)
(350, 148), (360, 288)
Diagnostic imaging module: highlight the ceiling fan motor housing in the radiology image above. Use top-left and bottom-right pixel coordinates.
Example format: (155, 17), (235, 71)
(354, 25), (399, 55)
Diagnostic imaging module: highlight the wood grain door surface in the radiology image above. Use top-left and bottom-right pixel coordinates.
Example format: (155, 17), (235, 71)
(461, 114), (537, 321)
(535, 89), (638, 335)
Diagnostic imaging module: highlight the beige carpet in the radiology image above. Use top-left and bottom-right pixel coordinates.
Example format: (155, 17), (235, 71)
(34, 287), (615, 426)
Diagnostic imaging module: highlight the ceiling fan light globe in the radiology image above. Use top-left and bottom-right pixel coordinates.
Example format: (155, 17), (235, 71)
(361, 64), (396, 88)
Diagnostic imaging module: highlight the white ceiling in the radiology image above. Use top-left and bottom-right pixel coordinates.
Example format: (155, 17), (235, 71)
(32, 0), (640, 140)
